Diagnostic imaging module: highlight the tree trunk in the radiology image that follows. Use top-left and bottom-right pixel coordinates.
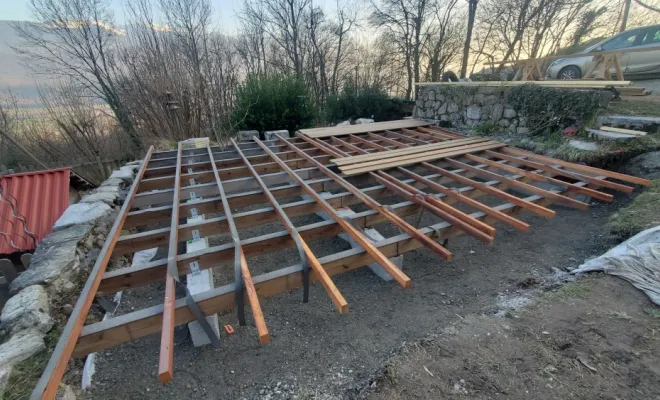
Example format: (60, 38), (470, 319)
(460, 0), (478, 78)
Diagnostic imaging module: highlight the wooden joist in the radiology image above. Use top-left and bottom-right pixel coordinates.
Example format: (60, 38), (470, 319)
(32, 120), (652, 400)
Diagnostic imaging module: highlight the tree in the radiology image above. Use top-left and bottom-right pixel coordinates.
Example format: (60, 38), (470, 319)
(370, 0), (434, 99)
(12, 0), (142, 153)
(460, 0), (478, 78)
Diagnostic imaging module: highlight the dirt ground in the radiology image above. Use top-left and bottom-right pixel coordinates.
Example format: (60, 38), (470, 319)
(365, 275), (660, 400)
(81, 192), (659, 400)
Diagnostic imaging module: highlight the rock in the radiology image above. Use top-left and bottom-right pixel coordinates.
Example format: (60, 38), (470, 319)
(9, 224), (91, 294)
(436, 94), (445, 102)
(483, 95), (499, 105)
(503, 108), (517, 119)
(95, 185), (120, 194)
(425, 109), (435, 118)
(440, 114), (450, 122)
(0, 329), (45, 366)
(100, 177), (124, 188)
(355, 118), (374, 124)
(427, 91), (435, 101)
(424, 100), (433, 108)
(517, 127), (530, 135)
(437, 102), (448, 114)
(490, 104), (504, 120)
(466, 105), (482, 120)
(569, 140), (599, 151)
(624, 151), (660, 180)
(415, 99), (423, 107)
(519, 116), (528, 126)
(1, 285), (53, 334)
(264, 130), (289, 141)
(80, 191), (117, 206)
(336, 121), (351, 126)
(473, 93), (485, 105)
(56, 384), (77, 400)
(62, 304), (74, 316)
(125, 160), (142, 166)
(53, 203), (111, 231)
(0, 364), (13, 394)
(477, 86), (496, 95)
(237, 130), (259, 141)
(499, 119), (511, 127)
(447, 103), (459, 113)
(109, 166), (136, 185)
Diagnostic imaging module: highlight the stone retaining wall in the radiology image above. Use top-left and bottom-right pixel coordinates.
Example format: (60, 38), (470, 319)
(414, 85), (530, 134)
(0, 160), (142, 397)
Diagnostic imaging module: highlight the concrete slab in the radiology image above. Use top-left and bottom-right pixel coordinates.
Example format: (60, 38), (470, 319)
(587, 129), (636, 141)
(569, 139), (600, 151)
(186, 215), (220, 346)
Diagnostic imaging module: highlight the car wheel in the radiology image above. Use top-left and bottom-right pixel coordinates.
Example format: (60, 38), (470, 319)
(558, 66), (582, 80)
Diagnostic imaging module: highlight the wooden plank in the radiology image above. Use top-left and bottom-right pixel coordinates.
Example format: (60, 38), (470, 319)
(29, 146), (155, 400)
(464, 153), (613, 202)
(415, 80), (632, 87)
(482, 150), (624, 197)
(600, 126), (646, 136)
(232, 139), (349, 313)
(299, 119), (431, 138)
(159, 143), (183, 383)
(342, 142), (505, 175)
(332, 138), (485, 166)
(444, 158), (589, 210)
(499, 147), (652, 186)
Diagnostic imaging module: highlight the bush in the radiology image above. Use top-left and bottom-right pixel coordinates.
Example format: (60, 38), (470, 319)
(231, 74), (315, 134)
(325, 82), (411, 123)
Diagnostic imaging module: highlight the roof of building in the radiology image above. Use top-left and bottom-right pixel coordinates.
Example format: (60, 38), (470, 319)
(0, 167), (71, 255)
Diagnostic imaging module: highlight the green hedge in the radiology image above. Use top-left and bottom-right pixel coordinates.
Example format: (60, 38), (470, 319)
(325, 82), (411, 123)
(231, 74), (315, 134)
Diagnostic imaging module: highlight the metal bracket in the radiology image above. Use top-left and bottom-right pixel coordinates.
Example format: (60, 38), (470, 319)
(188, 168), (193, 174)
(191, 229), (200, 241)
(189, 178), (196, 186)
(233, 240), (246, 325)
(189, 192), (197, 201)
(189, 260), (200, 276)
(96, 297), (117, 314)
(190, 208), (198, 218)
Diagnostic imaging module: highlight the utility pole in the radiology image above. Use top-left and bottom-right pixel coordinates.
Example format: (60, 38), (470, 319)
(620, 0), (632, 32)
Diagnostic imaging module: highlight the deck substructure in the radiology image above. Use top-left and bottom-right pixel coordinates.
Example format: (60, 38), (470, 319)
(30, 121), (651, 399)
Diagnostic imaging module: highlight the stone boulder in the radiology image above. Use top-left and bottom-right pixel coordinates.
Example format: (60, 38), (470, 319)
(53, 203), (111, 231)
(336, 120), (351, 126)
(1, 285), (52, 334)
(109, 166), (137, 185)
(10, 224), (92, 294)
(264, 130), (289, 141)
(624, 151), (660, 180)
(237, 130), (259, 141)
(355, 118), (375, 124)
(80, 191), (117, 206)
(466, 105), (482, 120)
(100, 177), (124, 188)
(0, 329), (45, 366)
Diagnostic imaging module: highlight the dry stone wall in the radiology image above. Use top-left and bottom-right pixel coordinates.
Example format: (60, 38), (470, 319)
(414, 85), (530, 134)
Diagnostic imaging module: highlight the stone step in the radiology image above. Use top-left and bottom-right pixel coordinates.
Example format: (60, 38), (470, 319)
(587, 129), (637, 141)
(597, 115), (660, 131)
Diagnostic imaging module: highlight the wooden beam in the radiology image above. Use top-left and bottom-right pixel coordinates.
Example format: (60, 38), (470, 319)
(29, 146), (155, 400)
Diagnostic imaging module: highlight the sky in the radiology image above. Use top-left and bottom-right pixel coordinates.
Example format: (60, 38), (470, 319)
(2, 0), (257, 34)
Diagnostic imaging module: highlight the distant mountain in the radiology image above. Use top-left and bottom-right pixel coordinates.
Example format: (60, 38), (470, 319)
(0, 21), (47, 102)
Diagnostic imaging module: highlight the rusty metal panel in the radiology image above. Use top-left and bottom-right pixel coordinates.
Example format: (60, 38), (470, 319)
(0, 167), (71, 255)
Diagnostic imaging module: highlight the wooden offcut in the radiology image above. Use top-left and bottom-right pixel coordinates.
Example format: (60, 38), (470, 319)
(299, 119), (430, 138)
(600, 126), (646, 136)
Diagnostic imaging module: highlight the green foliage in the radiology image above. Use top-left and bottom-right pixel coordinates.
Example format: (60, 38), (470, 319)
(473, 122), (499, 134)
(609, 180), (660, 239)
(325, 82), (411, 123)
(231, 74), (315, 134)
(506, 85), (601, 134)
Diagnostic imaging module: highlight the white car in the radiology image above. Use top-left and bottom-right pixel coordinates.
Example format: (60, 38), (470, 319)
(546, 24), (660, 79)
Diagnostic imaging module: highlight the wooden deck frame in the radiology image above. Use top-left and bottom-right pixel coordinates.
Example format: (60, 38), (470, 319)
(32, 122), (650, 399)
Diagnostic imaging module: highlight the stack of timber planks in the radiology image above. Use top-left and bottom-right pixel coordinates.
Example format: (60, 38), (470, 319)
(332, 138), (504, 176)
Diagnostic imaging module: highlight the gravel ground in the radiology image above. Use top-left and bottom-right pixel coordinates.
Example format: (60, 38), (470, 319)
(83, 192), (631, 400)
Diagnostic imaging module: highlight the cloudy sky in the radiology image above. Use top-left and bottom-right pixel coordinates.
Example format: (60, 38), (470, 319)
(3, 0), (341, 34)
